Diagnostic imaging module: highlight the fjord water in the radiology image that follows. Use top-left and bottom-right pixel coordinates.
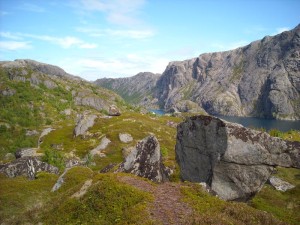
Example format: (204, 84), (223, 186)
(149, 109), (165, 115)
(217, 115), (300, 132)
(149, 110), (300, 132)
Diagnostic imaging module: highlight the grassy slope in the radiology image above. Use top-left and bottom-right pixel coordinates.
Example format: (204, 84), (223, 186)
(1, 65), (300, 224)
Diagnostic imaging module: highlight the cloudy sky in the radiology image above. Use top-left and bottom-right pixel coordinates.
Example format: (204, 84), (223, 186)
(0, 0), (299, 80)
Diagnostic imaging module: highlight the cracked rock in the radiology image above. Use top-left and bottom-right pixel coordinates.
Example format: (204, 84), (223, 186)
(176, 115), (300, 201)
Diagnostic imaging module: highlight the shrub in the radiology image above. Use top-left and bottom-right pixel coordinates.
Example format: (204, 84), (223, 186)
(42, 148), (65, 171)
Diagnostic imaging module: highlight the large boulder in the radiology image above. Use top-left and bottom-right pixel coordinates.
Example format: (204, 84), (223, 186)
(175, 115), (300, 201)
(73, 114), (97, 137)
(117, 135), (171, 182)
(0, 157), (59, 179)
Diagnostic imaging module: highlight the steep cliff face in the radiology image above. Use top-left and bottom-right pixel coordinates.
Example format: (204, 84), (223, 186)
(156, 24), (300, 119)
(94, 72), (160, 107)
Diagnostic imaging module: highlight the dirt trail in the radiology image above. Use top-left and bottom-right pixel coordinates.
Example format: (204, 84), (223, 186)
(118, 176), (193, 225)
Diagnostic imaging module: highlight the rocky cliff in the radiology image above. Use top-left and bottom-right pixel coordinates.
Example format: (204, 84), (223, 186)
(94, 25), (300, 119)
(175, 115), (300, 201)
(156, 24), (300, 119)
(94, 72), (160, 107)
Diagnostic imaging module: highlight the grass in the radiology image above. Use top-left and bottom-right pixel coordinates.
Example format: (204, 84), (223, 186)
(41, 172), (153, 225)
(250, 167), (300, 225)
(181, 183), (286, 225)
(0, 172), (58, 224)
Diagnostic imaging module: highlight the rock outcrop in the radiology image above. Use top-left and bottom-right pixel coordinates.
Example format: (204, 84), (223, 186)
(15, 148), (42, 158)
(108, 105), (121, 116)
(73, 114), (97, 137)
(90, 136), (111, 157)
(95, 25), (300, 119)
(175, 115), (300, 201)
(117, 135), (171, 182)
(268, 176), (295, 192)
(156, 24), (300, 119)
(0, 157), (59, 179)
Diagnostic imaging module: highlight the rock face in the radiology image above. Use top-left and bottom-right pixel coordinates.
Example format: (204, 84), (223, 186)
(117, 135), (171, 182)
(175, 115), (300, 201)
(95, 25), (300, 119)
(156, 24), (300, 119)
(73, 114), (97, 137)
(94, 72), (160, 107)
(0, 157), (59, 179)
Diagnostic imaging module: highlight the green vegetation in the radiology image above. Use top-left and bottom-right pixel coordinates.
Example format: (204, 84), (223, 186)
(0, 168), (153, 224)
(42, 148), (65, 171)
(181, 183), (285, 225)
(1, 63), (300, 224)
(0, 172), (58, 224)
(43, 173), (152, 225)
(230, 61), (244, 82)
(251, 167), (300, 225)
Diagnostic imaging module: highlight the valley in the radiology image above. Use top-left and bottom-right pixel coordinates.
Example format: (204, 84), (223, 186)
(0, 25), (300, 225)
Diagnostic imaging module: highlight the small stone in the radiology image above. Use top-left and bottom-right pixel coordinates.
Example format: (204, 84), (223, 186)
(119, 133), (133, 143)
(90, 136), (111, 157)
(26, 129), (39, 136)
(269, 176), (295, 192)
(108, 105), (121, 116)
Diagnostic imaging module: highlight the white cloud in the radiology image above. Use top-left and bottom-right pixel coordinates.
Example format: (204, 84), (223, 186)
(1, 32), (98, 49)
(0, 32), (22, 40)
(77, 27), (154, 39)
(60, 53), (169, 80)
(79, 0), (146, 26)
(79, 43), (98, 49)
(211, 40), (249, 51)
(0, 41), (31, 50)
(273, 27), (290, 35)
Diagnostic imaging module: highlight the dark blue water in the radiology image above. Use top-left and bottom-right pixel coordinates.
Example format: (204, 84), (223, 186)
(149, 109), (165, 115)
(149, 109), (300, 132)
(217, 115), (300, 132)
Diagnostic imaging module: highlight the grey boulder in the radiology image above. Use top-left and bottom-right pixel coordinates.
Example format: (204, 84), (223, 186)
(117, 135), (171, 182)
(175, 115), (300, 201)
(0, 157), (59, 179)
(73, 114), (97, 137)
(269, 176), (295, 192)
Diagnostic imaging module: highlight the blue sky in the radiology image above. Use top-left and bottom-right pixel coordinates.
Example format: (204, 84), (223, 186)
(0, 0), (299, 80)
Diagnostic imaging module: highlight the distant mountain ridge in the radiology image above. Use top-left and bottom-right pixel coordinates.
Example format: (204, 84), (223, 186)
(96, 24), (300, 120)
(94, 72), (161, 107)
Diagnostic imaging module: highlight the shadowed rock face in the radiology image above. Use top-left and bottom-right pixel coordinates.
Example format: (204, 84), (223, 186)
(176, 115), (300, 201)
(117, 135), (171, 183)
(0, 157), (59, 179)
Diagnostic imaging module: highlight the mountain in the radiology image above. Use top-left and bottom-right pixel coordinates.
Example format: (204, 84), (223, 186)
(96, 24), (300, 120)
(1, 59), (300, 224)
(0, 59), (124, 157)
(156, 24), (300, 120)
(94, 72), (161, 107)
